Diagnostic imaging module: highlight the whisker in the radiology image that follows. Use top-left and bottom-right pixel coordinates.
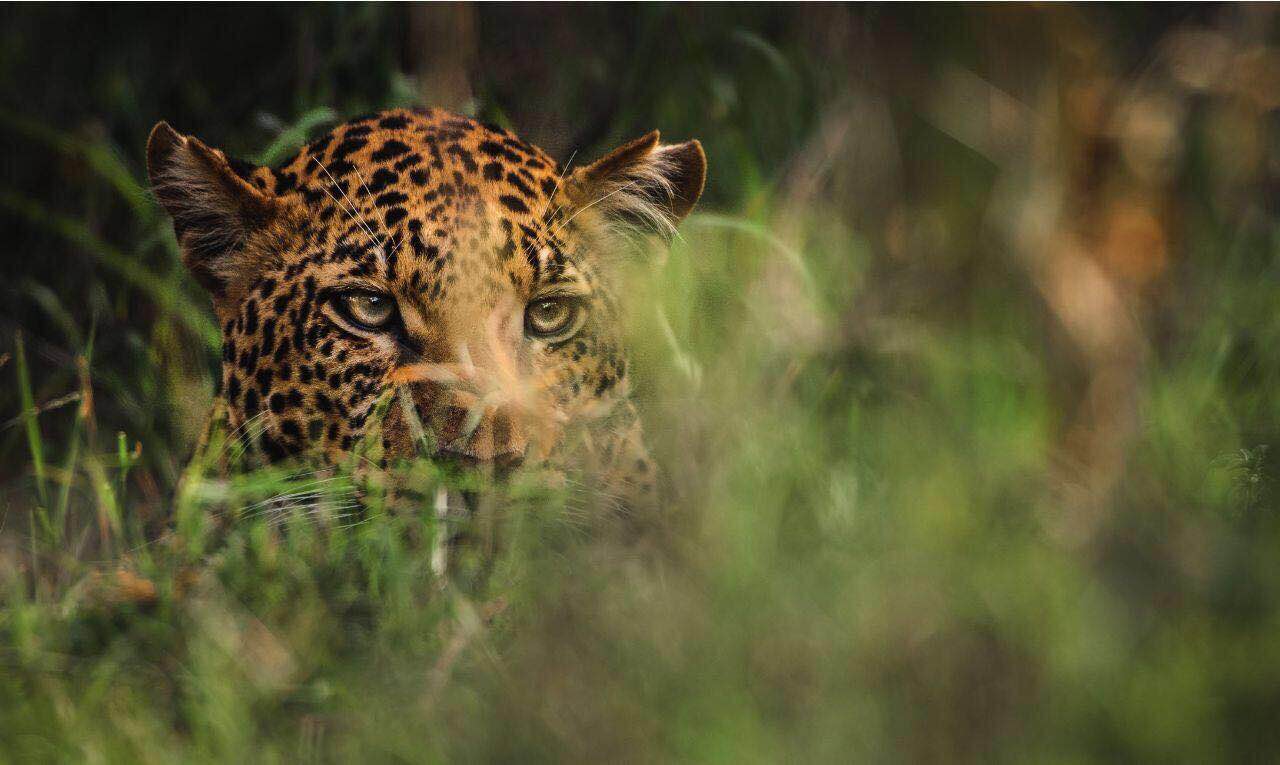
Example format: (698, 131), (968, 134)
(221, 409), (268, 450)
(206, 411), (256, 464)
(251, 494), (362, 524)
(310, 155), (388, 256)
(552, 178), (643, 236)
(268, 501), (364, 527)
(348, 162), (395, 271)
(309, 157), (371, 235)
(234, 476), (355, 514)
(538, 148), (578, 224)
(517, 149), (581, 272)
(226, 410), (273, 461)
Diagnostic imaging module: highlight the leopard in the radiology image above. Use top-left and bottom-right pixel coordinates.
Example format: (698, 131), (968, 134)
(146, 107), (705, 512)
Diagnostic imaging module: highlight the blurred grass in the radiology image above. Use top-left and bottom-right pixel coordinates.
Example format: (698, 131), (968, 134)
(3, 3), (1280, 762)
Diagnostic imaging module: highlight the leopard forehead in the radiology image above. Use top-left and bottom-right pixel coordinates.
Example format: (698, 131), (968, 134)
(248, 108), (583, 305)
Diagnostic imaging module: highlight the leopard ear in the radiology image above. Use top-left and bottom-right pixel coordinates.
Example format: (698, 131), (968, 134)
(567, 130), (706, 239)
(147, 122), (280, 301)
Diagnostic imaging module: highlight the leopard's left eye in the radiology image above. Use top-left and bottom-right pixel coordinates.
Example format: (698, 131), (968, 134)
(336, 291), (398, 330)
(525, 297), (585, 340)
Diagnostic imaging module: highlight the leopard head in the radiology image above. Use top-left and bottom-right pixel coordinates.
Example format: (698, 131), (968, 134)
(147, 108), (704, 500)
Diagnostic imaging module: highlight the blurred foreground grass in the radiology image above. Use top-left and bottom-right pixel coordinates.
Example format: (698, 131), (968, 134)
(4, 4), (1280, 761)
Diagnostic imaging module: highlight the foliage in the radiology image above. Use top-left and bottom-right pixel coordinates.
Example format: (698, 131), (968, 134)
(3, 4), (1280, 761)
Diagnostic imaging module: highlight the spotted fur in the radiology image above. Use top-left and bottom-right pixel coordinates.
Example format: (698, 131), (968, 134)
(148, 108), (705, 503)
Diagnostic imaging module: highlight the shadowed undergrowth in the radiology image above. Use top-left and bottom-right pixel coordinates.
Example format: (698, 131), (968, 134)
(4, 4), (1280, 762)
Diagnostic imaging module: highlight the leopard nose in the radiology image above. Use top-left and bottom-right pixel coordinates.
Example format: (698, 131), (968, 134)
(429, 400), (529, 469)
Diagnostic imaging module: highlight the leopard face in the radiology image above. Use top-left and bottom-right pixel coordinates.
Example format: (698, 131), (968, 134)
(147, 108), (705, 500)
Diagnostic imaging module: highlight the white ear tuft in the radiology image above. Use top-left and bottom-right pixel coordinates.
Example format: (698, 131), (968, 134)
(567, 131), (706, 241)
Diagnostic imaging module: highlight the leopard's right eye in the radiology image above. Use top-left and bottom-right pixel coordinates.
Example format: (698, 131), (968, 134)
(334, 291), (398, 331)
(525, 297), (585, 341)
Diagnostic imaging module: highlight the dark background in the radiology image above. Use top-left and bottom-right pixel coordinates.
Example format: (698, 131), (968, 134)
(4, 5), (1280, 760)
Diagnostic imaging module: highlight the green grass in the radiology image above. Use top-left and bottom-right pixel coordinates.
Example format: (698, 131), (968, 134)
(4, 5), (1280, 762)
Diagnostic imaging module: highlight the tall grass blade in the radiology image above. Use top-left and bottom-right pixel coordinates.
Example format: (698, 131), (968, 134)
(0, 189), (218, 345)
(14, 331), (48, 510)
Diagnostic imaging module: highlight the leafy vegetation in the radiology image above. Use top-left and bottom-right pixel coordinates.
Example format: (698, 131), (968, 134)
(3, 5), (1280, 761)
